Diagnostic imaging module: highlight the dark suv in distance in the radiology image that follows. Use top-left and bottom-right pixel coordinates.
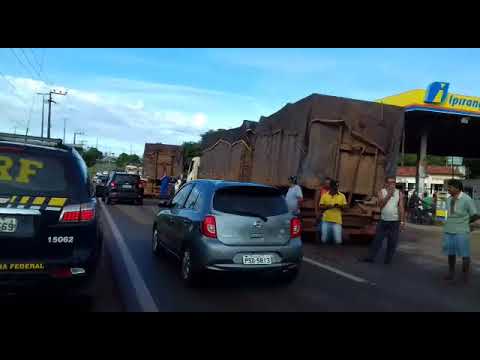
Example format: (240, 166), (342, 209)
(103, 172), (144, 205)
(0, 134), (102, 296)
(152, 180), (303, 286)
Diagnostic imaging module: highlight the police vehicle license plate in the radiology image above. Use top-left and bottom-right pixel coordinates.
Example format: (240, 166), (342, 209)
(0, 217), (17, 233)
(243, 255), (272, 265)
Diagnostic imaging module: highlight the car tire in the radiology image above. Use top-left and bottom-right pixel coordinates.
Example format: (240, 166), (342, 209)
(152, 228), (164, 257)
(277, 267), (299, 285)
(105, 196), (112, 205)
(181, 247), (202, 287)
(136, 199), (143, 206)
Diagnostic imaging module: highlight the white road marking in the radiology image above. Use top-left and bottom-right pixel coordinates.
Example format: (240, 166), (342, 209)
(303, 257), (374, 285)
(99, 200), (158, 312)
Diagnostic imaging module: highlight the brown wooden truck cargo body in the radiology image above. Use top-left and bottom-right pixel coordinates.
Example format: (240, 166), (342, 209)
(143, 143), (183, 197)
(196, 94), (404, 240)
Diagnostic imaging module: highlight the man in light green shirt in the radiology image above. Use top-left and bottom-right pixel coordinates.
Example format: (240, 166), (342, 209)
(443, 179), (480, 283)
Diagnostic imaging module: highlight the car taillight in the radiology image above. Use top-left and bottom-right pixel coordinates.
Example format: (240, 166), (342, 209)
(59, 202), (96, 223)
(290, 217), (302, 238)
(201, 215), (217, 238)
(138, 182), (143, 189)
(49, 268), (72, 279)
(110, 181), (117, 188)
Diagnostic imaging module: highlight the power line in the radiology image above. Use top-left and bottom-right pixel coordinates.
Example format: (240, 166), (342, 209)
(19, 48), (43, 80)
(0, 70), (18, 92)
(9, 48), (36, 79)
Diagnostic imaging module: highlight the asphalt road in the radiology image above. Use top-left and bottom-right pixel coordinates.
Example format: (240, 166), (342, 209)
(101, 199), (480, 312)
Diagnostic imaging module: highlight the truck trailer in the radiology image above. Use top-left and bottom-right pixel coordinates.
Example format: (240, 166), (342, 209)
(188, 93), (405, 241)
(143, 143), (183, 198)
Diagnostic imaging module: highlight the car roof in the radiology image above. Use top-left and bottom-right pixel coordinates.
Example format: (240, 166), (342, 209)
(190, 179), (276, 190)
(0, 140), (71, 154)
(0, 133), (71, 152)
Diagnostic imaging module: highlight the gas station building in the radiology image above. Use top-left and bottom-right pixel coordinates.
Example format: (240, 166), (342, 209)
(377, 82), (480, 195)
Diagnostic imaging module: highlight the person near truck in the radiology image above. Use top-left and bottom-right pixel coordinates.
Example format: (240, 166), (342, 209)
(315, 177), (332, 243)
(285, 176), (303, 216)
(319, 180), (347, 244)
(361, 176), (405, 264)
(442, 179), (479, 284)
(159, 173), (171, 199)
(423, 192), (433, 211)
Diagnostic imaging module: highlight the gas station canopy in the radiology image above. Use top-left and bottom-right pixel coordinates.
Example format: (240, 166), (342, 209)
(377, 82), (480, 158)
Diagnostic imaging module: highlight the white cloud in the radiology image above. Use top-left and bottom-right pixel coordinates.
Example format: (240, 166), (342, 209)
(0, 75), (221, 155)
(192, 113), (207, 128)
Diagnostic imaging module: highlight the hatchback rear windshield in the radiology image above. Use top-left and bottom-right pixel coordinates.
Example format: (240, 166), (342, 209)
(0, 149), (69, 197)
(114, 174), (140, 183)
(213, 186), (288, 217)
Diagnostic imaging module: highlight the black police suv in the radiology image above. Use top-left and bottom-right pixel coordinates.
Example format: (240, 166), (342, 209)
(0, 133), (102, 295)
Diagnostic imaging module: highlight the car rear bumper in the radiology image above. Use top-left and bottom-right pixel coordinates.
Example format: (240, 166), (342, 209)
(110, 192), (143, 200)
(0, 252), (100, 292)
(192, 237), (303, 273)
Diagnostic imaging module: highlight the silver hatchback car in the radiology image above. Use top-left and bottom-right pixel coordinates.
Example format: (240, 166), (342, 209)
(152, 180), (303, 286)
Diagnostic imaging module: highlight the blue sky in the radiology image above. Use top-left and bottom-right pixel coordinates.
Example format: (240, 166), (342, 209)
(1, 48), (479, 155)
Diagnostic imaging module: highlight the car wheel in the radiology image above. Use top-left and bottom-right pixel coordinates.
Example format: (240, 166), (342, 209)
(277, 267), (299, 285)
(152, 228), (164, 256)
(137, 199), (144, 206)
(181, 247), (202, 287)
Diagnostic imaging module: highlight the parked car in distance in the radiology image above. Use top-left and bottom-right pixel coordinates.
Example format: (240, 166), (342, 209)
(104, 172), (144, 205)
(152, 180), (303, 286)
(94, 174), (109, 198)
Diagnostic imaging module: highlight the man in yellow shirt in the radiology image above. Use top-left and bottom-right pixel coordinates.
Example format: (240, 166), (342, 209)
(319, 180), (347, 244)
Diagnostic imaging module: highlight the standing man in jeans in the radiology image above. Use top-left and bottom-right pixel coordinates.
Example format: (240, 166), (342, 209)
(319, 180), (347, 244)
(315, 177), (332, 243)
(443, 179), (479, 284)
(361, 176), (405, 264)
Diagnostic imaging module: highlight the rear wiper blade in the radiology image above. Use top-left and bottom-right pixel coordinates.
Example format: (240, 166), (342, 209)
(228, 210), (268, 222)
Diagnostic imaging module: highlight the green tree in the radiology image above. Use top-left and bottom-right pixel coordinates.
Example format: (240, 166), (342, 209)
(182, 141), (202, 171)
(464, 159), (480, 178)
(81, 147), (103, 168)
(397, 153), (447, 167)
(115, 153), (142, 169)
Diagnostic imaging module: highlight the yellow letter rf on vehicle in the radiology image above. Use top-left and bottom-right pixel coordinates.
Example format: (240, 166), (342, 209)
(0, 133), (102, 298)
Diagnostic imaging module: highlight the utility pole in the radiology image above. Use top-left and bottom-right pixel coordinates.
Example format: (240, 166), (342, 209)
(46, 89), (68, 139)
(73, 131), (84, 145)
(37, 92), (49, 138)
(63, 118), (67, 143)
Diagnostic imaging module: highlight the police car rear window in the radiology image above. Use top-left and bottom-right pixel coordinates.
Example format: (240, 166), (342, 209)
(0, 150), (68, 196)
